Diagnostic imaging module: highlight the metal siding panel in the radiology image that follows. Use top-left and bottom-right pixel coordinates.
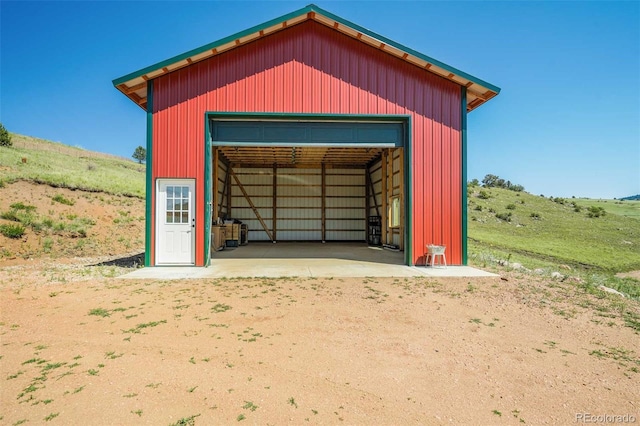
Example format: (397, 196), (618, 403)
(442, 82), (452, 260)
(413, 114), (425, 263)
(326, 231), (365, 240)
(249, 230), (270, 241)
(450, 86), (463, 264)
(153, 20), (462, 264)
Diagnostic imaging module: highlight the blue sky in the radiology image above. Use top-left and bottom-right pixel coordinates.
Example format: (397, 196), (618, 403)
(1, 1), (638, 199)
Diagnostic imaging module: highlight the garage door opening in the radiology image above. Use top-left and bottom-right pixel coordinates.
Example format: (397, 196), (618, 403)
(206, 116), (409, 265)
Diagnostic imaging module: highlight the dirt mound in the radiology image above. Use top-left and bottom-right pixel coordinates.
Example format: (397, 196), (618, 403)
(0, 181), (144, 265)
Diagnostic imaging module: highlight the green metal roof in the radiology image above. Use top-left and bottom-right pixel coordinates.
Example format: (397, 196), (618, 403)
(113, 4), (500, 111)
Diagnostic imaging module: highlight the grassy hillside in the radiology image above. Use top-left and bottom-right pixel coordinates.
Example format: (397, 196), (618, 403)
(572, 198), (640, 219)
(0, 133), (145, 197)
(468, 187), (640, 272)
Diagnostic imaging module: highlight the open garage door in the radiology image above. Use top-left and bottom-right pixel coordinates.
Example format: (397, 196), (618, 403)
(208, 117), (407, 250)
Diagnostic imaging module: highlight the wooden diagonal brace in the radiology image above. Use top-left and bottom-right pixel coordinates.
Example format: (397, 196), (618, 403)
(367, 167), (381, 217)
(229, 169), (274, 241)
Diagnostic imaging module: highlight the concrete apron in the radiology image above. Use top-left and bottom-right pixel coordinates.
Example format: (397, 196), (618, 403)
(122, 242), (497, 279)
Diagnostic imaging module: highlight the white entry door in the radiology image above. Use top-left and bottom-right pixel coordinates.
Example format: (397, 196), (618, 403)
(156, 179), (195, 265)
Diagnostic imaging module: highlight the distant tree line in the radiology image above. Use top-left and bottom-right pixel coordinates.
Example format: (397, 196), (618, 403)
(469, 174), (525, 192)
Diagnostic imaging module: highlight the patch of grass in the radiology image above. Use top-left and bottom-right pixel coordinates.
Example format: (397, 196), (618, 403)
(88, 308), (110, 318)
(1, 210), (22, 222)
(0, 223), (25, 239)
(288, 397), (298, 408)
(43, 237), (54, 252)
(10, 202), (36, 212)
(41, 362), (65, 372)
(52, 194), (74, 206)
(243, 401), (258, 412)
(7, 370), (25, 380)
(212, 303), (232, 313)
(123, 320), (167, 334)
(105, 351), (123, 359)
(169, 414), (201, 426)
(44, 412), (59, 421)
(237, 414), (246, 421)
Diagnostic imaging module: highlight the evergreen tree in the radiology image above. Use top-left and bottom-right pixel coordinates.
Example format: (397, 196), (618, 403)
(132, 146), (146, 164)
(0, 123), (12, 147)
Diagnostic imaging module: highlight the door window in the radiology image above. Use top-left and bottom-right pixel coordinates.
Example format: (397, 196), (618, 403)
(165, 185), (190, 224)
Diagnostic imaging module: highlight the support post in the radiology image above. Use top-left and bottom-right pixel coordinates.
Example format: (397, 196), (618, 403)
(213, 148), (219, 219)
(381, 150), (388, 245)
(272, 165), (277, 242)
(321, 164), (326, 242)
(398, 149), (405, 251)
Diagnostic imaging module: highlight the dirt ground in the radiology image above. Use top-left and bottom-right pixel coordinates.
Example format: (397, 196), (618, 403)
(1, 182), (639, 424)
(1, 266), (638, 425)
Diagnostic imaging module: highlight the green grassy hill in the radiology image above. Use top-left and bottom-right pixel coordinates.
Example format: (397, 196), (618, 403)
(468, 185), (640, 299)
(468, 187), (640, 272)
(572, 198), (640, 220)
(0, 133), (145, 197)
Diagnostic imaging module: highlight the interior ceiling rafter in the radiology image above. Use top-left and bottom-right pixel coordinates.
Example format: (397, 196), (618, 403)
(217, 146), (383, 167)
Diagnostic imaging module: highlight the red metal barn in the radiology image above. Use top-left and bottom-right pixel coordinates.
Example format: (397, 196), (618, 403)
(113, 4), (499, 267)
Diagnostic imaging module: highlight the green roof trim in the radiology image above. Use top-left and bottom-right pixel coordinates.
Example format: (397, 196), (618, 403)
(112, 4), (315, 87)
(112, 4), (500, 94)
(144, 80), (153, 267)
(461, 86), (468, 265)
(309, 5), (501, 94)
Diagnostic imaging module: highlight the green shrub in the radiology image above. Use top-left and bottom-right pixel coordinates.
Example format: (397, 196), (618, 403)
(496, 212), (512, 222)
(43, 238), (54, 253)
(506, 204), (516, 210)
(52, 194), (75, 206)
(552, 197), (566, 205)
(0, 123), (12, 147)
(474, 205), (483, 211)
(0, 223), (25, 239)
(530, 212), (541, 219)
(478, 190), (491, 199)
(587, 206), (606, 218)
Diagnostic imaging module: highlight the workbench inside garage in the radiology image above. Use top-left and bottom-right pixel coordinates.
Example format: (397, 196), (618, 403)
(211, 224), (248, 251)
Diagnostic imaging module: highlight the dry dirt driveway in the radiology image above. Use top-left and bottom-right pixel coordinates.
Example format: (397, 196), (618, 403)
(1, 269), (638, 425)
